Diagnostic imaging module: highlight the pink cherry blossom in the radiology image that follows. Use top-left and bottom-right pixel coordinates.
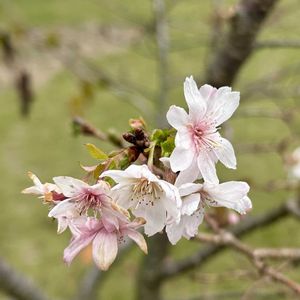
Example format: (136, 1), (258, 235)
(167, 76), (239, 184)
(64, 210), (147, 270)
(102, 164), (182, 236)
(48, 177), (114, 233)
(166, 181), (252, 244)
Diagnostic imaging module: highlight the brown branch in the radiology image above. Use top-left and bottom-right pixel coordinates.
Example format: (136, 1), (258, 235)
(256, 40), (300, 49)
(253, 248), (300, 260)
(159, 198), (297, 280)
(0, 258), (50, 300)
(72, 116), (124, 148)
(195, 231), (300, 295)
(206, 0), (278, 87)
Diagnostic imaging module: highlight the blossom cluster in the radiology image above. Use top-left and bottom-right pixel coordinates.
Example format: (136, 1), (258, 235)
(23, 76), (252, 270)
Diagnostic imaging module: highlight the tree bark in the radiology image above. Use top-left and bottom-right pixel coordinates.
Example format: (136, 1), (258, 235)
(206, 0), (278, 87)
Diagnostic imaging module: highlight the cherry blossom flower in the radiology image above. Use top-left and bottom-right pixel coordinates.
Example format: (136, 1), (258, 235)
(22, 172), (59, 202)
(102, 165), (182, 236)
(64, 210), (147, 270)
(167, 76), (240, 184)
(166, 181), (251, 244)
(48, 177), (113, 233)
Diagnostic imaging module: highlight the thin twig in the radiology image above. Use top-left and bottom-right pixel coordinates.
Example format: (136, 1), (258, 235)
(195, 231), (300, 295)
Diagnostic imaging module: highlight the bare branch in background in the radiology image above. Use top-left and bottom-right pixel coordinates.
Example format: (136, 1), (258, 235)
(0, 258), (50, 300)
(195, 218), (300, 295)
(0, 31), (34, 117)
(256, 40), (300, 49)
(72, 116), (124, 148)
(153, 0), (170, 126)
(206, 0), (279, 86)
(253, 248), (300, 260)
(159, 198), (299, 279)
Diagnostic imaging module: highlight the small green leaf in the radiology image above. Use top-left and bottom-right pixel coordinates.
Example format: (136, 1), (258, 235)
(161, 136), (175, 157)
(85, 143), (108, 160)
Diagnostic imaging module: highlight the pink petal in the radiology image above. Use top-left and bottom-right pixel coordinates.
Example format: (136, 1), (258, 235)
(63, 232), (95, 266)
(92, 231), (118, 271)
(125, 229), (148, 254)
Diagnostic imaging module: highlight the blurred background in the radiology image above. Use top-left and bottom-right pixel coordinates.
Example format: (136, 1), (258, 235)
(0, 0), (300, 299)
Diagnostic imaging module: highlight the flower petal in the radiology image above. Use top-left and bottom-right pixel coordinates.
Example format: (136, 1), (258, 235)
(197, 152), (219, 184)
(92, 231), (118, 271)
(175, 158), (201, 186)
(183, 209), (204, 238)
(63, 232), (95, 266)
(125, 229), (148, 254)
(206, 87), (240, 126)
(204, 181), (251, 214)
(184, 76), (206, 122)
(166, 220), (185, 245)
(53, 176), (87, 197)
(169, 146), (194, 172)
(134, 198), (166, 236)
(181, 193), (201, 216)
(166, 105), (189, 130)
(214, 137), (237, 169)
(199, 84), (217, 101)
(178, 183), (202, 197)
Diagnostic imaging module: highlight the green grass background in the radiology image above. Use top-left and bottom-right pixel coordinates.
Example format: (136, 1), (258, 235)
(0, 0), (300, 299)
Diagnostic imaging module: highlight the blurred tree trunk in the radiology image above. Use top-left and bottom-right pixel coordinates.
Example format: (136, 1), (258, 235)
(136, 233), (169, 300)
(136, 1), (278, 300)
(206, 0), (278, 87)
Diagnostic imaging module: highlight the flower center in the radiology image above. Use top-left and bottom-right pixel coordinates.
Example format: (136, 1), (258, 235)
(132, 178), (163, 207)
(75, 188), (107, 214)
(188, 122), (219, 153)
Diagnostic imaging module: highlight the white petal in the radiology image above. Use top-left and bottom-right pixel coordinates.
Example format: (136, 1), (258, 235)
(178, 183), (202, 197)
(184, 76), (207, 122)
(214, 137), (236, 169)
(175, 158), (201, 186)
(197, 152), (219, 184)
(166, 220), (185, 245)
(22, 186), (43, 195)
(169, 146), (194, 172)
(48, 199), (78, 218)
(53, 176), (86, 197)
(112, 185), (136, 209)
(166, 105), (189, 130)
(199, 84), (217, 101)
(204, 181), (251, 214)
(101, 170), (134, 183)
(183, 209), (204, 238)
(134, 198), (166, 236)
(206, 87), (239, 126)
(181, 194), (201, 216)
(175, 127), (193, 148)
(92, 231), (118, 271)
